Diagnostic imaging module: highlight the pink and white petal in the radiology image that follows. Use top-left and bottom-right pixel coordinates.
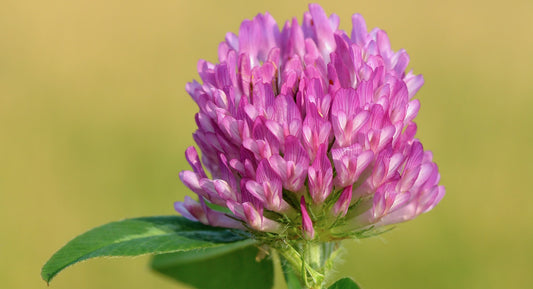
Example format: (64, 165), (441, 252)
(300, 197), (315, 240)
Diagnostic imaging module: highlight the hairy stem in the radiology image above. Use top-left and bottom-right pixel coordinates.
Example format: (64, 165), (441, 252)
(277, 241), (340, 289)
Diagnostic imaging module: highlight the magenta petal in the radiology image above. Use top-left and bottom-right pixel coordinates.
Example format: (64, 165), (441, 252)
(265, 120), (284, 145)
(376, 30), (392, 58)
(426, 186), (445, 213)
(271, 95), (303, 138)
(243, 202), (263, 230)
(174, 196), (206, 223)
(332, 144), (374, 187)
(331, 88), (372, 147)
(199, 198), (245, 229)
(405, 99), (420, 124)
(300, 197), (315, 240)
(332, 34), (356, 88)
(179, 171), (203, 196)
(308, 144), (333, 204)
(398, 166), (421, 192)
(333, 185), (353, 217)
(351, 13), (368, 45)
(404, 141), (424, 171)
(280, 17), (305, 62)
(243, 202), (281, 232)
(283, 136), (309, 191)
(238, 13), (280, 67)
(392, 49), (410, 76)
(269, 155), (288, 181)
(303, 107), (332, 160)
(245, 180), (266, 204)
(225, 32), (239, 51)
(404, 72), (424, 99)
(254, 160), (285, 211)
(332, 88), (359, 117)
(185, 146), (207, 178)
(412, 163), (435, 189)
(175, 196), (243, 229)
(308, 4), (336, 57)
(213, 179), (236, 201)
(198, 178), (226, 206)
(218, 41), (231, 63)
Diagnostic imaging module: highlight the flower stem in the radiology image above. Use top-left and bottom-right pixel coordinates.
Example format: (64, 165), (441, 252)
(277, 241), (340, 289)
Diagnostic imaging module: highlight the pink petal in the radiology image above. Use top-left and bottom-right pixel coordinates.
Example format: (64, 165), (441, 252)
(333, 185), (353, 217)
(300, 197), (315, 240)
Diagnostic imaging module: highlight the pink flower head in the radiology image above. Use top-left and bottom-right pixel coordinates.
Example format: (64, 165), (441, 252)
(176, 4), (444, 239)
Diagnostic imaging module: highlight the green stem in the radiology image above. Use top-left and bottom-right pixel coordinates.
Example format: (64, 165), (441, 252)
(277, 241), (340, 289)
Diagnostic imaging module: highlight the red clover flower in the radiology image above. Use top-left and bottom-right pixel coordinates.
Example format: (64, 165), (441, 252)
(175, 4), (444, 287)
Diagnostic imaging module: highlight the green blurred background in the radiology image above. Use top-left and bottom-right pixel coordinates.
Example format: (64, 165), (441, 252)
(1, 0), (532, 288)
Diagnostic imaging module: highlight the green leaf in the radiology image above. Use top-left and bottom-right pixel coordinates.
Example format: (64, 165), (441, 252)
(151, 242), (273, 289)
(41, 216), (249, 283)
(328, 278), (361, 289)
(281, 257), (302, 289)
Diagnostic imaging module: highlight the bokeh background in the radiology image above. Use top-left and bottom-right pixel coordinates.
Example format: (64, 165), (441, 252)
(2, 0), (532, 288)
